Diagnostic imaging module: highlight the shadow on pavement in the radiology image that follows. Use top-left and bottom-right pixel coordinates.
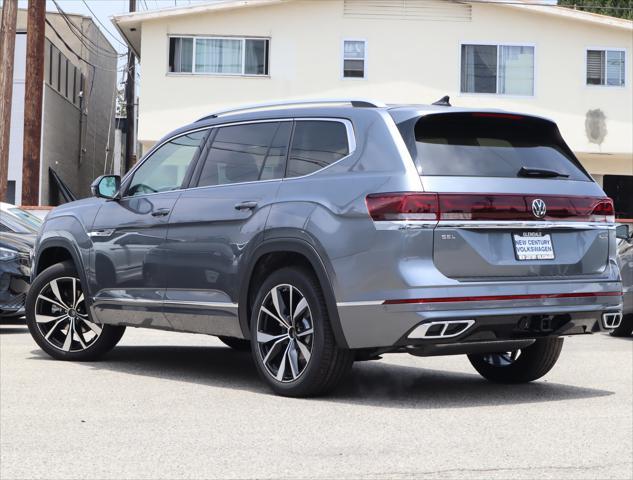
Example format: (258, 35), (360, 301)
(28, 344), (614, 409)
(0, 321), (28, 334)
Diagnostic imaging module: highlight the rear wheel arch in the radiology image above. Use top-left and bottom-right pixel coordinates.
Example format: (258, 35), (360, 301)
(239, 239), (348, 348)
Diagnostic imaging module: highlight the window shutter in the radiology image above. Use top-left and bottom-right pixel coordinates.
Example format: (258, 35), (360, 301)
(587, 50), (605, 85)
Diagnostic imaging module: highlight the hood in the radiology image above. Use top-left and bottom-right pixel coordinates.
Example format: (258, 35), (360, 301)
(0, 232), (36, 253)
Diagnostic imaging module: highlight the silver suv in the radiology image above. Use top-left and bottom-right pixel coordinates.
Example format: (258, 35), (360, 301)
(26, 99), (623, 397)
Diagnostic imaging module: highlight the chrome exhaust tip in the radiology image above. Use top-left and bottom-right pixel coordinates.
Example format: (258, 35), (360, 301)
(408, 320), (475, 339)
(602, 312), (623, 329)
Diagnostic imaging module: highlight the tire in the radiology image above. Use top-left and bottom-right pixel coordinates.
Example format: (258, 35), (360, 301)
(250, 267), (353, 397)
(26, 261), (125, 361)
(468, 337), (564, 384)
(610, 314), (633, 337)
(218, 336), (251, 351)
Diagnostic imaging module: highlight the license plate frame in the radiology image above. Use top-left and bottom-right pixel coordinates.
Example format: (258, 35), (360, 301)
(512, 231), (555, 261)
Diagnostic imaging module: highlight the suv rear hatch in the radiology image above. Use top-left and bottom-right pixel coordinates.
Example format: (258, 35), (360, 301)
(392, 111), (614, 280)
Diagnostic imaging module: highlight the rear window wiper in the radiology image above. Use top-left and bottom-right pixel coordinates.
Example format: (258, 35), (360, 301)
(517, 166), (569, 178)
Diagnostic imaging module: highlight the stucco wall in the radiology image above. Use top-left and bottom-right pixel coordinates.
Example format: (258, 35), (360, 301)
(135, 1), (633, 175)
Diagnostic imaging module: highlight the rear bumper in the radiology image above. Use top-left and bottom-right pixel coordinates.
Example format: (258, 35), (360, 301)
(337, 284), (622, 349)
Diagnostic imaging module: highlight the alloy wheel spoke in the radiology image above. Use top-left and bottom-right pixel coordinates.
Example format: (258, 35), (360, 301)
(49, 280), (69, 309)
(38, 294), (67, 311)
(71, 278), (77, 309)
(261, 306), (290, 329)
(62, 319), (74, 351)
(36, 313), (67, 324)
(288, 286), (294, 327)
(82, 319), (102, 336)
(288, 340), (300, 379)
(74, 292), (84, 309)
(257, 331), (287, 344)
(297, 328), (313, 338)
(296, 338), (311, 363)
(45, 317), (68, 340)
(276, 343), (290, 381)
(73, 323), (87, 349)
(292, 297), (308, 322)
(271, 286), (287, 323)
(263, 337), (288, 365)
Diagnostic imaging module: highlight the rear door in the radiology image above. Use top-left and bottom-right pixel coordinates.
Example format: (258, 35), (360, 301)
(397, 112), (613, 280)
(162, 120), (291, 335)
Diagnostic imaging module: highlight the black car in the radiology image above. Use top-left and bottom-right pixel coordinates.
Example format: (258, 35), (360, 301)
(0, 232), (34, 318)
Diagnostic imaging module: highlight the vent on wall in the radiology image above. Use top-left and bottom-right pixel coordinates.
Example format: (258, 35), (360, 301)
(343, 0), (472, 22)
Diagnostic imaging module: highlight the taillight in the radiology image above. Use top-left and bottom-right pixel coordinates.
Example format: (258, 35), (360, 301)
(366, 193), (615, 223)
(365, 193), (438, 221)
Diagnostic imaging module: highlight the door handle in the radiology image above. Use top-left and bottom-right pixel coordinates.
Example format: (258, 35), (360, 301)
(151, 208), (171, 217)
(234, 201), (258, 211)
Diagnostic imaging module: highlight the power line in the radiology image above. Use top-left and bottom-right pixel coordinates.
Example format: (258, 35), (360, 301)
(51, 0), (124, 59)
(465, 0), (633, 10)
(80, 0), (129, 49)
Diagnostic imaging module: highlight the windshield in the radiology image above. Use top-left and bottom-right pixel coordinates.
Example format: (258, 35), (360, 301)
(7, 207), (43, 229)
(401, 113), (590, 181)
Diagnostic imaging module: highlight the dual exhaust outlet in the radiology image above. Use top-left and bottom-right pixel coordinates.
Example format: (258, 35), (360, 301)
(602, 312), (623, 330)
(408, 320), (475, 339)
(408, 311), (623, 340)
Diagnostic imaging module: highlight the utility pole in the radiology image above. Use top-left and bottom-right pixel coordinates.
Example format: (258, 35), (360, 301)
(0, 0), (18, 202)
(124, 0), (136, 173)
(22, 0), (45, 206)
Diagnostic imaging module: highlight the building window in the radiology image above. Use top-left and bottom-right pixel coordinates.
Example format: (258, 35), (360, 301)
(168, 36), (269, 76)
(461, 44), (534, 96)
(587, 49), (625, 86)
(343, 40), (366, 78)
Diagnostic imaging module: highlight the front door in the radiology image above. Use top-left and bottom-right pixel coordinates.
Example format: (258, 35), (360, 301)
(162, 120), (292, 336)
(90, 129), (209, 328)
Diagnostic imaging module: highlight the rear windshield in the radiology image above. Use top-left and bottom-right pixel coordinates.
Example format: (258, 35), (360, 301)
(399, 113), (590, 181)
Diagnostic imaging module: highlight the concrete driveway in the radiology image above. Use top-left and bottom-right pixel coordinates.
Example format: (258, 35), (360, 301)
(1, 320), (631, 479)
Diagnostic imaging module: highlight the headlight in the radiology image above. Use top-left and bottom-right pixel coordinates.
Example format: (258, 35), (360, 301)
(0, 247), (19, 262)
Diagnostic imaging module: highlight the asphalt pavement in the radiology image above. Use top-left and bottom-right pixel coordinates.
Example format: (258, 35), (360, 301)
(1, 319), (631, 479)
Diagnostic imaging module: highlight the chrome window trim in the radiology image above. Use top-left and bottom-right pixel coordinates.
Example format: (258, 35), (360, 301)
(122, 117), (356, 197)
(437, 220), (616, 230)
(120, 125), (214, 200)
(281, 117), (357, 181)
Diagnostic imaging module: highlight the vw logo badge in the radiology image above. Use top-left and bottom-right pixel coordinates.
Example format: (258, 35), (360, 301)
(532, 198), (547, 218)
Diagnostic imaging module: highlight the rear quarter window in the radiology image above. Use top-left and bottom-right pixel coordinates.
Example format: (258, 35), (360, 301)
(397, 113), (591, 181)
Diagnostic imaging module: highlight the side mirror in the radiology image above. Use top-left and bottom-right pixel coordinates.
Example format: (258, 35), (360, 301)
(616, 224), (631, 241)
(91, 175), (121, 200)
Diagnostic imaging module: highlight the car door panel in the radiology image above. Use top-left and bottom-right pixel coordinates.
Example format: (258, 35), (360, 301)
(162, 121), (290, 337)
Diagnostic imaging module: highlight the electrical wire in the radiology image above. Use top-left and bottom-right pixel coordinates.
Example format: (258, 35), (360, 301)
(51, 0), (125, 59)
(80, 0), (129, 49)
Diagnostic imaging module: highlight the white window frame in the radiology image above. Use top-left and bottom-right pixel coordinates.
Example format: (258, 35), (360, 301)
(458, 41), (537, 98)
(341, 38), (367, 80)
(167, 35), (270, 77)
(585, 47), (627, 88)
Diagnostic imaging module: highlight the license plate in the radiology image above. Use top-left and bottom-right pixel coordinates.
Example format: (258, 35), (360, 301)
(513, 232), (555, 260)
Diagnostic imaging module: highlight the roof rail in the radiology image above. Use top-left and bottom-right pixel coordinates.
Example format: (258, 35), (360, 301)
(195, 98), (387, 122)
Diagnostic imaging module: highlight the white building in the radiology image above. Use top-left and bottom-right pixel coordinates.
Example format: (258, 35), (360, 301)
(112, 0), (633, 214)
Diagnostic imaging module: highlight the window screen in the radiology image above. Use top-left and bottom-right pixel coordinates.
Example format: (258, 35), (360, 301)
(461, 44), (534, 95)
(286, 121), (349, 178)
(197, 122), (290, 187)
(587, 49), (625, 86)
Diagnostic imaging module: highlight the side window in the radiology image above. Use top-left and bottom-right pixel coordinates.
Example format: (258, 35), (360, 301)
(197, 122), (290, 187)
(126, 130), (207, 197)
(286, 121), (349, 178)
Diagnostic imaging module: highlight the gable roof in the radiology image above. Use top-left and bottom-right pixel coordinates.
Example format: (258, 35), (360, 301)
(111, 0), (632, 58)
